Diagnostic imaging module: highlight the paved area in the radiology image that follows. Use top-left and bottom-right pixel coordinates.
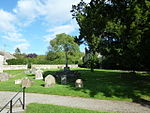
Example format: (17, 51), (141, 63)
(0, 91), (150, 113)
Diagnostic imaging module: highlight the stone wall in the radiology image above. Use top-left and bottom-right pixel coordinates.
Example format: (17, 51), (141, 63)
(32, 65), (78, 69)
(3, 64), (78, 70)
(3, 65), (28, 70)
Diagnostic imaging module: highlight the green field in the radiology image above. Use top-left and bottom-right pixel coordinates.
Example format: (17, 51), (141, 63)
(0, 68), (150, 102)
(25, 103), (110, 113)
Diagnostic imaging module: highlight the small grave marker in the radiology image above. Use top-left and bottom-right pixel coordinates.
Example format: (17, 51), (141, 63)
(61, 75), (67, 85)
(45, 75), (56, 87)
(75, 79), (83, 88)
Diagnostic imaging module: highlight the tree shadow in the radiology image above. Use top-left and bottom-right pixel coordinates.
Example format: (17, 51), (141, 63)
(42, 69), (150, 107)
(67, 69), (150, 108)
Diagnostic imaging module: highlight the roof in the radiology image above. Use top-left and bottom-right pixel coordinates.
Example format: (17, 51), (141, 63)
(0, 51), (16, 60)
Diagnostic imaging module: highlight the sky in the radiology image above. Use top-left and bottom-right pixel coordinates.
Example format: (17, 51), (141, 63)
(0, 0), (90, 55)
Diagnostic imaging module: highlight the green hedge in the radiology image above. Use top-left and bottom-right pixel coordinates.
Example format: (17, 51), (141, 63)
(6, 58), (80, 65)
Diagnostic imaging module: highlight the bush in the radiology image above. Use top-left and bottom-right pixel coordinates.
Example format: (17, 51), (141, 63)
(6, 59), (28, 65)
(6, 58), (79, 65)
(27, 63), (32, 69)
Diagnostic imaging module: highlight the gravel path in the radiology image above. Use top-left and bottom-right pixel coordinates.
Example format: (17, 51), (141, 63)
(0, 91), (150, 113)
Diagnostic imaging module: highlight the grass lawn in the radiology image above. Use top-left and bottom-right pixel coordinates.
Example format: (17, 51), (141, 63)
(25, 103), (111, 113)
(0, 68), (150, 102)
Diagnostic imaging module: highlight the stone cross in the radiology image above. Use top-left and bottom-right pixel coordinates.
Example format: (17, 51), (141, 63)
(45, 75), (56, 87)
(35, 70), (43, 80)
(0, 55), (4, 73)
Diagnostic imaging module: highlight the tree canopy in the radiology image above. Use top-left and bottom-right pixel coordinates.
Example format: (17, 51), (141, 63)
(15, 48), (21, 55)
(71, 0), (150, 71)
(47, 33), (83, 65)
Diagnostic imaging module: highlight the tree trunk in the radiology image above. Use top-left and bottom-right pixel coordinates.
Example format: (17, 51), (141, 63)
(65, 51), (68, 68)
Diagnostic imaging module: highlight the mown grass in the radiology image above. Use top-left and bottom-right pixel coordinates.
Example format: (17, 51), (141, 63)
(25, 103), (111, 113)
(0, 68), (150, 102)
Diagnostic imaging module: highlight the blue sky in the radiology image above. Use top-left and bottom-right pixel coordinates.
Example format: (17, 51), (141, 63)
(0, 0), (90, 55)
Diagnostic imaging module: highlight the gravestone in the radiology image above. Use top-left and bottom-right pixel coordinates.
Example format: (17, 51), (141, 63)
(61, 75), (67, 85)
(0, 72), (14, 82)
(22, 77), (32, 88)
(24, 69), (31, 74)
(75, 79), (83, 88)
(31, 67), (36, 73)
(45, 75), (56, 87)
(0, 73), (9, 81)
(15, 79), (22, 84)
(35, 70), (43, 80)
(57, 66), (63, 69)
(0, 55), (4, 73)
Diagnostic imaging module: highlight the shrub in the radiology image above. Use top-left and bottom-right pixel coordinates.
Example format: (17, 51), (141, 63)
(6, 58), (78, 65)
(6, 59), (28, 65)
(27, 63), (32, 69)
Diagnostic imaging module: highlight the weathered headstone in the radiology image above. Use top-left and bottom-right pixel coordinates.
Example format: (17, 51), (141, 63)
(35, 70), (43, 80)
(45, 75), (56, 87)
(0, 72), (13, 82)
(31, 68), (36, 73)
(75, 79), (83, 88)
(61, 75), (67, 85)
(0, 74), (9, 81)
(57, 66), (63, 69)
(22, 77), (32, 88)
(24, 69), (31, 74)
(15, 79), (22, 84)
(0, 55), (4, 73)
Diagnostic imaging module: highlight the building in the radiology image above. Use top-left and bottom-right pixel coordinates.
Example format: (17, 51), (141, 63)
(0, 51), (16, 64)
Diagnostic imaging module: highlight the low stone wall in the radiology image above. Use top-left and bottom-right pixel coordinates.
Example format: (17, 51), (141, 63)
(3, 65), (28, 70)
(3, 64), (78, 70)
(32, 65), (78, 69)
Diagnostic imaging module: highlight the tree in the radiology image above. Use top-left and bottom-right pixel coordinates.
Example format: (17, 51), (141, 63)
(26, 53), (37, 58)
(14, 48), (26, 59)
(48, 33), (82, 67)
(72, 0), (150, 71)
(15, 48), (21, 55)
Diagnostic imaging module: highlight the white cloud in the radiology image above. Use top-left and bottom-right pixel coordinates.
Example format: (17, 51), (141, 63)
(13, 0), (90, 26)
(48, 25), (74, 34)
(44, 20), (78, 42)
(41, 0), (90, 25)
(2, 32), (26, 42)
(0, 9), (27, 42)
(13, 0), (44, 24)
(0, 9), (17, 32)
(12, 0), (90, 43)
(14, 43), (30, 51)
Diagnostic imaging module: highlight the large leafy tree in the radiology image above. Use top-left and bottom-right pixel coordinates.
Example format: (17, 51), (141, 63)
(15, 48), (21, 55)
(47, 33), (82, 66)
(71, 0), (112, 71)
(72, 0), (150, 71)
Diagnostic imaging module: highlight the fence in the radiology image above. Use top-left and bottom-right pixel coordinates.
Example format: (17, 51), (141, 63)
(0, 87), (25, 113)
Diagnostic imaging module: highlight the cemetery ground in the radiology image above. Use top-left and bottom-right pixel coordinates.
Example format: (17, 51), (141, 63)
(0, 68), (150, 113)
(0, 68), (150, 102)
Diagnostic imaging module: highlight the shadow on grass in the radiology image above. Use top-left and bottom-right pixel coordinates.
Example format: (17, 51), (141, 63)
(26, 74), (36, 79)
(43, 69), (150, 108)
